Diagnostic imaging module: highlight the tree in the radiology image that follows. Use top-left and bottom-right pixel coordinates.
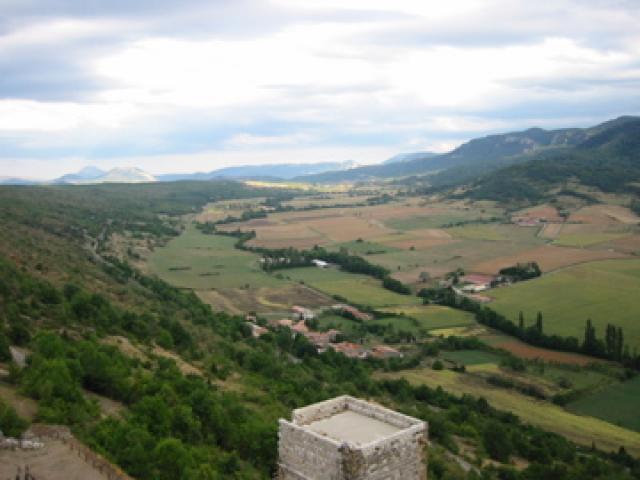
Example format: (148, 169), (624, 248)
(535, 312), (543, 334)
(154, 438), (193, 480)
(0, 332), (11, 362)
(483, 421), (513, 462)
(518, 311), (524, 330)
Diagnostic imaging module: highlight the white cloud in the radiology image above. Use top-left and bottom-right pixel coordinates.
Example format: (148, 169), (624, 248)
(0, 0), (639, 177)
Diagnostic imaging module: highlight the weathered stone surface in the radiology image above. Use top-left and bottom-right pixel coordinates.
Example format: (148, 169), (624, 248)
(277, 396), (428, 480)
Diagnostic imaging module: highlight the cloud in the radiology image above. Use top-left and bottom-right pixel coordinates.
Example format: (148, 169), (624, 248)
(0, 0), (639, 178)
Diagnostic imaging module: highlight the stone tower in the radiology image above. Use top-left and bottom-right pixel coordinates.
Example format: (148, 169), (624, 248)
(277, 395), (428, 480)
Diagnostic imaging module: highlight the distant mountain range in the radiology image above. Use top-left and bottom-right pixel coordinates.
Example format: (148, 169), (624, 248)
(382, 152), (439, 164)
(295, 116), (640, 188)
(463, 116), (640, 202)
(156, 160), (358, 182)
(2, 116), (638, 191)
(0, 160), (360, 185)
(53, 167), (157, 184)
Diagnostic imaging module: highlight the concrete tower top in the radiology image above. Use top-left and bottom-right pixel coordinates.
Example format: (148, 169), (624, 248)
(278, 396), (427, 480)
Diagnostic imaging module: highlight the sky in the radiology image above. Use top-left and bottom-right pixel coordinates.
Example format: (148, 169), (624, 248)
(1, 0), (639, 179)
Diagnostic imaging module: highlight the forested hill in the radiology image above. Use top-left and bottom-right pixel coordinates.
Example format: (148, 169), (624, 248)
(297, 116), (639, 183)
(463, 117), (640, 202)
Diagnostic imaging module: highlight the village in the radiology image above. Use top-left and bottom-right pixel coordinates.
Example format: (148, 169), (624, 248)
(245, 304), (405, 360)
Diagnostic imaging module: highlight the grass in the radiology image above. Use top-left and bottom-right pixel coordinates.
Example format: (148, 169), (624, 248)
(441, 350), (501, 366)
(377, 368), (640, 455)
(331, 240), (400, 255)
(148, 224), (287, 289)
(568, 376), (640, 432)
(554, 232), (631, 247)
(386, 214), (480, 230)
(379, 305), (475, 331)
(282, 267), (423, 308)
(489, 259), (640, 350)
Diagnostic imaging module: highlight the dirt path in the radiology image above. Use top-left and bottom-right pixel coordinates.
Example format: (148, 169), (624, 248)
(0, 440), (110, 480)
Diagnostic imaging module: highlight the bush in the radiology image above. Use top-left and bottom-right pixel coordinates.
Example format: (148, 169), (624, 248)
(432, 360), (444, 370)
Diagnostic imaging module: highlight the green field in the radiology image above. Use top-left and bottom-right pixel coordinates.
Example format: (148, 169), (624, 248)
(148, 225), (286, 289)
(489, 259), (640, 350)
(331, 240), (400, 255)
(283, 267), (423, 307)
(378, 367), (640, 455)
(379, 305), (475, 331)
(554, 232), (631, 247)
(447, 224), (542, 242)
(386, 214), (480, 230)
(441, 350), (501, 366)
(568, 376), (640, 432)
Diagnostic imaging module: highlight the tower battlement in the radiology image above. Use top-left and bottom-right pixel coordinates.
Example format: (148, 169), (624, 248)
(277, 395), (427, 480)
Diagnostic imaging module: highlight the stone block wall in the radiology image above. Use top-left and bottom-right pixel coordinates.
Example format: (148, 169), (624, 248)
(278, 396), (428, 480)
(277, 420), (344, 480)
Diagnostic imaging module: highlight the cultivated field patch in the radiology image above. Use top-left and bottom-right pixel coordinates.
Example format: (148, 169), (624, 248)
(148, 225), (285, 290)
(197, 284), (333, 314)
(441, 350), (502, 366)
(568, 376), (640, 432)
(379, 305), (475, 331)
(489, 259), (640, 350)
(471, 244), (629, 274)
(376, 368), (640, 455)
(282, 267), (423, 307)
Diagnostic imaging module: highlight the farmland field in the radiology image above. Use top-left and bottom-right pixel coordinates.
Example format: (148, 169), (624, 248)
(377, 367), (640, 455)
(148, 225), (284, 289)
(378, 305), (475, 331)
(282, 267), (423, 307)
(568, 376), (640, 432)
(471, 244), (628, 274)
(489, 259), (640, 350)
(441, 350), (501, 366)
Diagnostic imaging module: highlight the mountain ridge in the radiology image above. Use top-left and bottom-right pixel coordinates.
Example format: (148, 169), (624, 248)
(296, 116), (640, 183)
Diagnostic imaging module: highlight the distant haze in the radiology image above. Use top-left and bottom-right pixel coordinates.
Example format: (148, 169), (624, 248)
(1, 1), (639, 179)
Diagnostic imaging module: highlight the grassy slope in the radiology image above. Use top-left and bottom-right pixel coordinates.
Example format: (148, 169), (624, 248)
(489, 259), (640, 349)
(148, 225), (287, 289)
(568, 376), (640, 432)
(378, 305), (475, 331)
(378, 367), (640, 456)
(283, 267), (423, 307)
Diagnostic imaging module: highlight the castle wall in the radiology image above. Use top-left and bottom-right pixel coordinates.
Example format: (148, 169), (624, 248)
(277, 420), (343, 480)
(278, 396), (428, 480)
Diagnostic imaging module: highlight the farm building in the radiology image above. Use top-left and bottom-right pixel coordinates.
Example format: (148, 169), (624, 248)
(292, 320), (310, 335)
(330, 342), (367, 359)
(312, 259), (330, 268)
(269, 318), (294, 328)
(304, 329), (341, 348)
(332, 304), (372, 321)
(277, 395), (427, 479)
(292, 305), (315, 321)
(461, 273), (495, 292)
(370, 345), (403, 359)
(247, 323), (269, 338)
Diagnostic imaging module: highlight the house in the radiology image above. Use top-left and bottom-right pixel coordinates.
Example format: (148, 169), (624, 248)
(292, 306), (315, 321)
(461, 273), (495, 292)
(312, 259), (329, 268)
(332, 304), (372, 321)
(467, 293), (493, 304)
(369, 345), (403, 359)
(247, 323), (269, 338)
(269, 318), (294, 328)
(292, 320), (310, 335)
(330, 342), (367, 359)
(304, 329), (340, 348)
